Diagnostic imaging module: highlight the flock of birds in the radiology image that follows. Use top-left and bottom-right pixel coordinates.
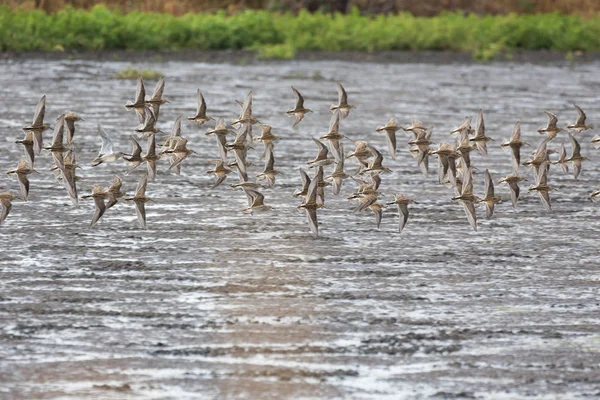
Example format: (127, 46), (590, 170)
(2, 77), (600, 235)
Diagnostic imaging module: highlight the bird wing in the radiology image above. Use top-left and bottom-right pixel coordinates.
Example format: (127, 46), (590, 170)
(32, 95), (46, 127)
(462, 201), (478, 231)
(197, 89), (207, 116)
(150, 77), (165, 101)
(136, 174), (148, 197)
(134, 200), (147, 229)
(485, 169), (494, 198)
(291, 86), (304, 109)
(511, 121), (521, 142)
(574, 104), (586, 126)
(170, 116), (182, 137)
(0, 199), (12, 225)
(51, 115), (66, 147)
(569, 133), (582, 158)
(97, 124), (113, 155)
(134, 76), (146, 104)
(313, 138), (329, 160)
(91, 196), (107, 227)
(336, 81), (348, 105)
(240, 91), (253, 119)
(398, 203), (409, 233)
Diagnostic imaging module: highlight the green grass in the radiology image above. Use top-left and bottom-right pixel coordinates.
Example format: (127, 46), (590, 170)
(113, 67), (163, 79)
(2, 5), (600, 60)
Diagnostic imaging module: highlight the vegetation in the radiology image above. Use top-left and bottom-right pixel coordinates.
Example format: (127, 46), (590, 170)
(113, 67), (164, 79)
(2, 5), (600, 60)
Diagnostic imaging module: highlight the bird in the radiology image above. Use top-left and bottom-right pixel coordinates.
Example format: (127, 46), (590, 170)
(387, 194), (414, 233)
(205, 117), (233, 162)
(15, 131), (36, 168)
(207, 160), (233, 188)
(523, 137), (551, 179)
(591, 134), (600, 149)
(565, 133), (588, 180)
(538, 111), (562, 139)
(161, 115), (182, 152)
(292, 169), (311, 199)
(297, 171), (320, 236)
(431, 142), (459, 185)
(501, 121), (528, 173)
(591, 188), (600, 202)
(552, 143), (569, 174)
(567, 104), (591, 133)
(528, 161), (553, 211)
(188, 89), (212, 125)
(92, 125), (126, 166)
(125, 76), (147, 123)
(469, 109), (493, 154)
(330, 81), (354, 117)
(61, 111), (82, 145)
(479, 169), (501, 219)
(256, 146), (279, 187)
(106, 175), (125, 209)
(226, 124), (252, 177)
(320, 110), (345, 161)
(347, 140), (372, 168)
(307, 138), (334, 168)
(123, 137), (144, 174)
(325, 145), (350, 195)
(499, 174), (525, 208)
(60, 150), (81, 206)
(287, 86), (312, 127)
(22, 95), (50, 155)
(376, 118), (401, 160)
(142, 133), (161, 181)
(452, 167), (478, 231)
(45, 114), (69, 172)
(82, 186), (108, 227)
(242, 189), (272, 214)
(7, 160), (37, 201)
(145, 76), (168, 121)
(0, 192), (19, 226)
(135, 106), (160, 137)
(166, 137), (195, 175)
(254, 125), (279, 161)
(125, 174), (152, 230)
(363, 145), (391, 175)
(231, 91), (259, 127)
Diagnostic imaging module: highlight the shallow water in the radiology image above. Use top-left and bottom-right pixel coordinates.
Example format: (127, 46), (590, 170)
(1, 56), (599, 399)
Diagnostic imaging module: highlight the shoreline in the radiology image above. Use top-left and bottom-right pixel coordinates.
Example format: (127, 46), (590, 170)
(1, 49), (598, 64)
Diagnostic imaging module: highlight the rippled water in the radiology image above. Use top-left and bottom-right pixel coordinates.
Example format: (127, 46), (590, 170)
(1, 55), (599, 399)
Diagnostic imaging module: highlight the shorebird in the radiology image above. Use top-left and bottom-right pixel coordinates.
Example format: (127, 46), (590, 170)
(431, 142), (459, 184)
(553, 143), (569, 173)
(256, 146), (279, 187)
(232, 91), (259, 127)
(528, 161), (553, 211)
(320, 110), (344, 161)
(376, 118), (402, 160)
(287, 86), (312, 127)
(450, 117), (473, 138)
(538, 111), (562, 139)
(106, 175), (125, 209)
(206, 117), (232, 162)
(0, 192), (19, 226)
(387, 194), (414, 233)
(166, 137), (195, 175)
(307, 138), (334, 168)
(523, 137), (551, 178)
(207, 159), (233, 188)
(567, 104), (591, 133)
(368, 202), (384, 229)
(15, 131), (36, 168)
(456, 131), (476, 170)
(135, 106), (160, 137)
(124, 137), (143, 174)
(225, 124), (251, 177)
(404, 120), (429, 137)
(22, 95), (50, 155)
(45, 114), (68, 171)
(125, 174), (152, 230)
(60, 150), (80, 206)
(363, 145), (391, 175)
(501, 121), (528, 173)
(591, 188), (600, 202)
(92, 125), (126, 166)
(591, 134), (600, 149)
(499, 174), (525, 208)
(161, 116), (182, 152)
(292, 169), (311, 199)
(347, 140), (371, 168)
(298, 171), (320, 236)
(479, 169), (501, 219)
(145, 76), (168, 121)
(452, 167), (478, 231)
(254, 125), (279, 160)
(313, 165), (329, 206)
(7, 160), (36, 201)
(142, 133), (161, 181)
(61, 111), (82, 145)
(82, 186), (108, 227)
(325, 145), (350, 195)
(125, 76), (147, 123)
(565, 133), (588, 179)
(330, 81), (354, 117)
(470, 109), (493, 154)
(188, 89), (212, 125)
(242, 189), (272, 214)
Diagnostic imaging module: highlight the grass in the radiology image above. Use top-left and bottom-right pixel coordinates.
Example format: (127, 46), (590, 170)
(113, 67), (164, 79)
(2, 5), (600, 60)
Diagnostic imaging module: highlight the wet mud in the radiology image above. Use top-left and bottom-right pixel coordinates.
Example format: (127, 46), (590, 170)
(0, 54), (600, 399)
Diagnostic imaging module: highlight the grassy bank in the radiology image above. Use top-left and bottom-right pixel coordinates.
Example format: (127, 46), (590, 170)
(2, 6), (600, 60)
